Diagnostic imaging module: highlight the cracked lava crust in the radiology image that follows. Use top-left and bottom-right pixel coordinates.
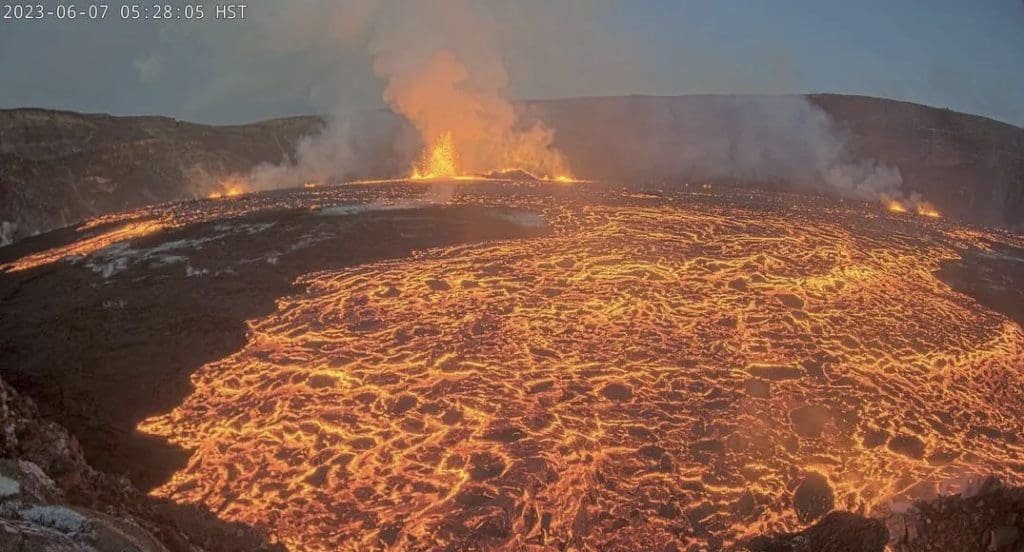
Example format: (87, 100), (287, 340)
(3, 181), (1023, 551)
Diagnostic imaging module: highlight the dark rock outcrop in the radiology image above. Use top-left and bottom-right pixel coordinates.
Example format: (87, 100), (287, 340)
(749, 477), (1024, 552)
(792, 472), (835, 523)
(0, 374), (281, 551)
(885, 477), (1024, 552)
(746, 511), (888, 552)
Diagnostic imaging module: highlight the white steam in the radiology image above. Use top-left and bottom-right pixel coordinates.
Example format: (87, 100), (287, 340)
(238, 0), (571, 193)
(525, 94), (913, 205)
(212, 1), (914, 209)
(246, 110), (416, 191)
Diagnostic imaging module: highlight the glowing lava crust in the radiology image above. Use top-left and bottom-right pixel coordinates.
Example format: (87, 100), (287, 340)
(120, 184), (1024, 551)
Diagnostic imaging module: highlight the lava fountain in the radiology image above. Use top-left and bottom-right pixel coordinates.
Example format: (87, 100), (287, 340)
(887, 196), (942, 218)
(411, 132), (460, 180)
(886, 200), (908, 214)
(408, 131), (577, 183)
(207, 176), (250, 199)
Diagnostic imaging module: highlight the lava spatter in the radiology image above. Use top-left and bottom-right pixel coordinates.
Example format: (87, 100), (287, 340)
(138, 193), (1024, 551)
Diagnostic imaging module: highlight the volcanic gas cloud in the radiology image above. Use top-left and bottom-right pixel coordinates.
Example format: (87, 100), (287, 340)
(371, 28), (571, 181)
(228, 1), (939, 214)
(233, 0), (574, 193)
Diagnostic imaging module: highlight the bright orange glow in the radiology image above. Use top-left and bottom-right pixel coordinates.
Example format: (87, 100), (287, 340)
(207, 177), (249, 199)
(408, 132), (578, 183)
(411, 132), (459, 180)
(917, 202), (941, 218)
(138, 197), (1024, 550)
(887, 198), (941, 219)
(887, 200), (908, 213)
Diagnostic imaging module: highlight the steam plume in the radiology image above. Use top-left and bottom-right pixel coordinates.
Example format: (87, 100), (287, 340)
(522, 94), (915, 206)
(234, 0), (570, 193)
(220, 2), (916, 210)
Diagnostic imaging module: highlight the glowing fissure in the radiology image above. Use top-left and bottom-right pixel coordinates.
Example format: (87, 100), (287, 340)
(886, 195), (942, 218)
(207, 176), (249, 199)
(408, 130), (576, 183)
(1, 220), (166, 273)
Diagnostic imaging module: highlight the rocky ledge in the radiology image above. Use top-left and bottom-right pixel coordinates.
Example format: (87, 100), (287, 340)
(748, 477), (1024, 552)
(0, 374), (280, 551)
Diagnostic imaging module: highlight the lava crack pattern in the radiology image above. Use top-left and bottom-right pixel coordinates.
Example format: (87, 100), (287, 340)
(140, 205), (1024, 551)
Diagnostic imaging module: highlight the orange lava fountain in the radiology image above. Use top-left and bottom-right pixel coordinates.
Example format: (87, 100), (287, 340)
(887, 198), (941, 219)
(411, 132), (459, 180)
(917, 202), (942, 218)
(408, 132), (577, 183)
(887, 200), (908, 214)
(207, 176), (249, 199)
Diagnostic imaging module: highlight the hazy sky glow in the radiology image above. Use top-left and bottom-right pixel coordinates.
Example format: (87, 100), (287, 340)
(1, 0), (1022, 125)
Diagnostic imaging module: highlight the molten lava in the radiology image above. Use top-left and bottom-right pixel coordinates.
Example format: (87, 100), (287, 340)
(135, 188), (1024, 551)
(887, 200), (908, 213)
(208, 176), (249, 199)
(0, 220), (165, 273)
(411, 132), (459, 180)
(917, 202), (942, 218)
(408, 131), (577, 183)
(887, 198), (941, 218)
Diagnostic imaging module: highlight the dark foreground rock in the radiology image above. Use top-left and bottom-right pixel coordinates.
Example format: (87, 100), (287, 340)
(748, 477), (1024, 552)
(747, 512), (888, 552)
(0, 374), (281, 551)
(885, 477), (1024, 552)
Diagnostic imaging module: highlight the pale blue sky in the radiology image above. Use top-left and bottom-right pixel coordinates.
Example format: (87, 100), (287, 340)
(1, 0), (1021, 125)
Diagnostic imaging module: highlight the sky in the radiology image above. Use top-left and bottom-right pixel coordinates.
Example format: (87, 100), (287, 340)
(1, 0), (1022, 126)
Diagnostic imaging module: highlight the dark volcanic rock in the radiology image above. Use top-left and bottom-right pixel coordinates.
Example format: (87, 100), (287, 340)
(936, 243), (1024, 330)
(887, 434), (927, 459)
(885, 477), (1024, 552)
(0, 373), (280, 551)
(793, 472), (835, 523)
(528, 94), (1024, 230)
(746, 511), (888, 552)
(599, 382), (634, 402)
(0, 109), (325, 243)
(750, 477), (1024, 552)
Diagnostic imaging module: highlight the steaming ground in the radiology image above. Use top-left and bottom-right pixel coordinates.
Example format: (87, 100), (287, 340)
(1, 181), (1023, 551)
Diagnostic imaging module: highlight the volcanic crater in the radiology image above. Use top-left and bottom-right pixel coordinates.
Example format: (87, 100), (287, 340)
(1, 180), (1023, 551)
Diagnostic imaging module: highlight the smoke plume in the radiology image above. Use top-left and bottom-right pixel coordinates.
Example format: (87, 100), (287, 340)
(366, 1), (569, 177)
(235, 0), (571, 193)
(245, 109), (417, 191)
(224, 1), (913, 209)
(522, 94), (913, 205)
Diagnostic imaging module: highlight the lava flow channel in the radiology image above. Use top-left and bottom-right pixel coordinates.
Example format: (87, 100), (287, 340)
(139, 203), (1024, 551)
